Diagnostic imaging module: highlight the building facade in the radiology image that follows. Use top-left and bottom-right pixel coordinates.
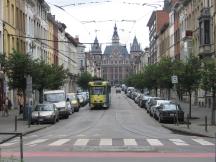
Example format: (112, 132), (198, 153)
(0, 0), (3, 110)
(147, 0), (216, 107)
(89, 24), (141, 85)
(147, 10), (169, 64)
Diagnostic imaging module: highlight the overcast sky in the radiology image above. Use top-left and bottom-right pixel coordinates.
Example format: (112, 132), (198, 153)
(45, 0), (164, 52)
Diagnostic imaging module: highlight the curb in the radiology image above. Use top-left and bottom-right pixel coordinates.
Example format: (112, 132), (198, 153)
(22, 125), (50, 136)
(0, 125), (50, 144)
(161, 124), (214, 138)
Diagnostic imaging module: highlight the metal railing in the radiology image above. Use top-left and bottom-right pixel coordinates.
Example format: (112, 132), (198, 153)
(0, 132), (23, 162)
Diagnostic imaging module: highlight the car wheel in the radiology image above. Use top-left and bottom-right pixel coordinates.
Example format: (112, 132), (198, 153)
(52, 117), (56, 124)
(158, 115), (163, 123)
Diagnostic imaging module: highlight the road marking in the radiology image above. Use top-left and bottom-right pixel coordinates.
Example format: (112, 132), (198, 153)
(169, 139), (189, 146)
(74, 139), (89, 146)
(123, 139), (137, 146)
(25, 139), (48, 146)
(0, 142), (16, 147)
(100, 139), (112, 146)
(192, 139), (214, 146)
(147, 139), (163, 146)
(49, 139), (71, 146)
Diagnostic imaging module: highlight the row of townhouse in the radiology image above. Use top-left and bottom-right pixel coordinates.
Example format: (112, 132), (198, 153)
(0, 0), (85, 109)
(147, 0), (216, 107)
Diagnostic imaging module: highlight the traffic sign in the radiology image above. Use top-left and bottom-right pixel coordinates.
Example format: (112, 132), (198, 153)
(171, 75), (178, 84)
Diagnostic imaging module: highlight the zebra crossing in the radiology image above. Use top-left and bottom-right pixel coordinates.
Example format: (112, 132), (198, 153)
(0, 138), (214, 148)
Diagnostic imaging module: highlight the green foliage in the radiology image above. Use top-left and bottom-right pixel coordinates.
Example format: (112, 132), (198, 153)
(180, 55), (201, 93)
(5, 50), (33, 93)
(48, 64), (67, 89)
(142, 63), (159, 90)
(157, 57), (173, 89)
(201, 59), (216, 92)
(77, 72), (92, 90)
(0, 53), (7, 72)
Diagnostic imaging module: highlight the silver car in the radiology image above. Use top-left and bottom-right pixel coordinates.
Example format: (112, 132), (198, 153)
(31, 103), (59, 124)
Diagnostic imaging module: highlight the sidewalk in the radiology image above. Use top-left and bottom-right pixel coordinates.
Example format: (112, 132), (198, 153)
(0, 109), (49, 143)
(162, 101), (216, 138)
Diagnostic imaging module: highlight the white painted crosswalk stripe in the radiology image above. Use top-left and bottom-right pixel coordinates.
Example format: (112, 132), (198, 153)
(25, 139), (48, 146)
(123, 139), (137, 146)
(147, 139), (163, 146)
(192, 138), (214, 146)
(100, 139), (112, 146)
(49, 139), (71, 146)
(0, 142), (16, 147)
(74, 139), (89, 146)
(169, 139), (189, 146)
(1, 138), (214, 147)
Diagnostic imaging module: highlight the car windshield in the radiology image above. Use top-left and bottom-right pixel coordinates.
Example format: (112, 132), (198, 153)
(163, 104), (181, 111)
(35, 105), (53, 111)
(90, 87), (105, 95)
(44, 93), (65, 102)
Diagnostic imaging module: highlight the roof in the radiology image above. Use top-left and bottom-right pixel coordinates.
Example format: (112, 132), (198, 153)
(91, 37), (102, 54)
(130, 36), (141, 52)
(104, 45), (128, 56)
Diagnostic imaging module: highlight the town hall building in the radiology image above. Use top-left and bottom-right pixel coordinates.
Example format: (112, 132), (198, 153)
(89, 24), (143, 85)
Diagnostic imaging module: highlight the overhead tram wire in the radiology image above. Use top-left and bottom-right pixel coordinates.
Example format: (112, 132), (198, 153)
(56, 0), (112, 8)
(48, 3), (92, 38)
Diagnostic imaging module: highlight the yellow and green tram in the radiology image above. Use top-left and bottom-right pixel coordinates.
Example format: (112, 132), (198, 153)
(88, 81), (111, 109)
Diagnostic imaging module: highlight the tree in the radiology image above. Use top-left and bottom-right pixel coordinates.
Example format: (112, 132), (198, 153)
(201, 59), (216, 125)
(179, 55), (201, 118)
(142, 64), (160, 96)
(157, 57), (173, 99)
(77, 72), (92, 91)
(4, 50), (33, 108)
(32, 61), (67, 103)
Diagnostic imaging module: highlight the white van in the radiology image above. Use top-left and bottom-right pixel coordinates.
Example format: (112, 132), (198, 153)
(43, 90), (70, 119)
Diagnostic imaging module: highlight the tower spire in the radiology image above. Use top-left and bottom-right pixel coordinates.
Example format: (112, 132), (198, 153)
(112, 23), (119, 44)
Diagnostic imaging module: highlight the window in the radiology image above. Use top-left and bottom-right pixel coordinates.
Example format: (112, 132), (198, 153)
(204, 20), (210, 44)
(199, 19), (211, 45)
(81, 60), (83, 66)
(11, 4), (14, 26)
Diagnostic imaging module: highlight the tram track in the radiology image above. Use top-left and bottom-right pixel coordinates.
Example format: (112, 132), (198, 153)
(114, 93), (168, 139)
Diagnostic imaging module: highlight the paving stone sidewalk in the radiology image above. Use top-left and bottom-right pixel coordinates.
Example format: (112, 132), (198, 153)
(0, 109), (49, 143)
(162, 101), (216, 138)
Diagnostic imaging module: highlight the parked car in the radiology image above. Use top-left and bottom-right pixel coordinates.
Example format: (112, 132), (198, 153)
(116, 87), (121, 93)
(126, 87), (135, 97)
(31, 103), (59, 124)
(134, 93), (141, 104)
(138, 95), (151, 108)
(150, 100), (171, 117)
(146, 97), (161, 113)
(77, 93), (85, 106)
(66, 93), (80, 112)
(155, 103), (184, 123)
(43, 90), (70, 119)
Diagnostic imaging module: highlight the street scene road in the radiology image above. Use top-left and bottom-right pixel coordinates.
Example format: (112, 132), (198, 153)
(1, 88), (215, 162)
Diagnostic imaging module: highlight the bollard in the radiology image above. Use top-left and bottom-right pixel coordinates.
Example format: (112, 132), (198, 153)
(187, 114), (190, 129)
(215, 133), (216, 162)
(15, 115), (17, 132)
(20, 134), (23, 162)
(205, 116), (208, 132)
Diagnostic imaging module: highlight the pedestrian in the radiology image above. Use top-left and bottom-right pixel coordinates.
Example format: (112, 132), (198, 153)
(18, 99), (23, 114)
(3, 97), (9, 117)
(8, 98), (12, 110)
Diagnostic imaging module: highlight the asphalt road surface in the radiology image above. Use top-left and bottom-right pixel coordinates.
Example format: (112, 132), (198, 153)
(1, 88), (215, 162)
